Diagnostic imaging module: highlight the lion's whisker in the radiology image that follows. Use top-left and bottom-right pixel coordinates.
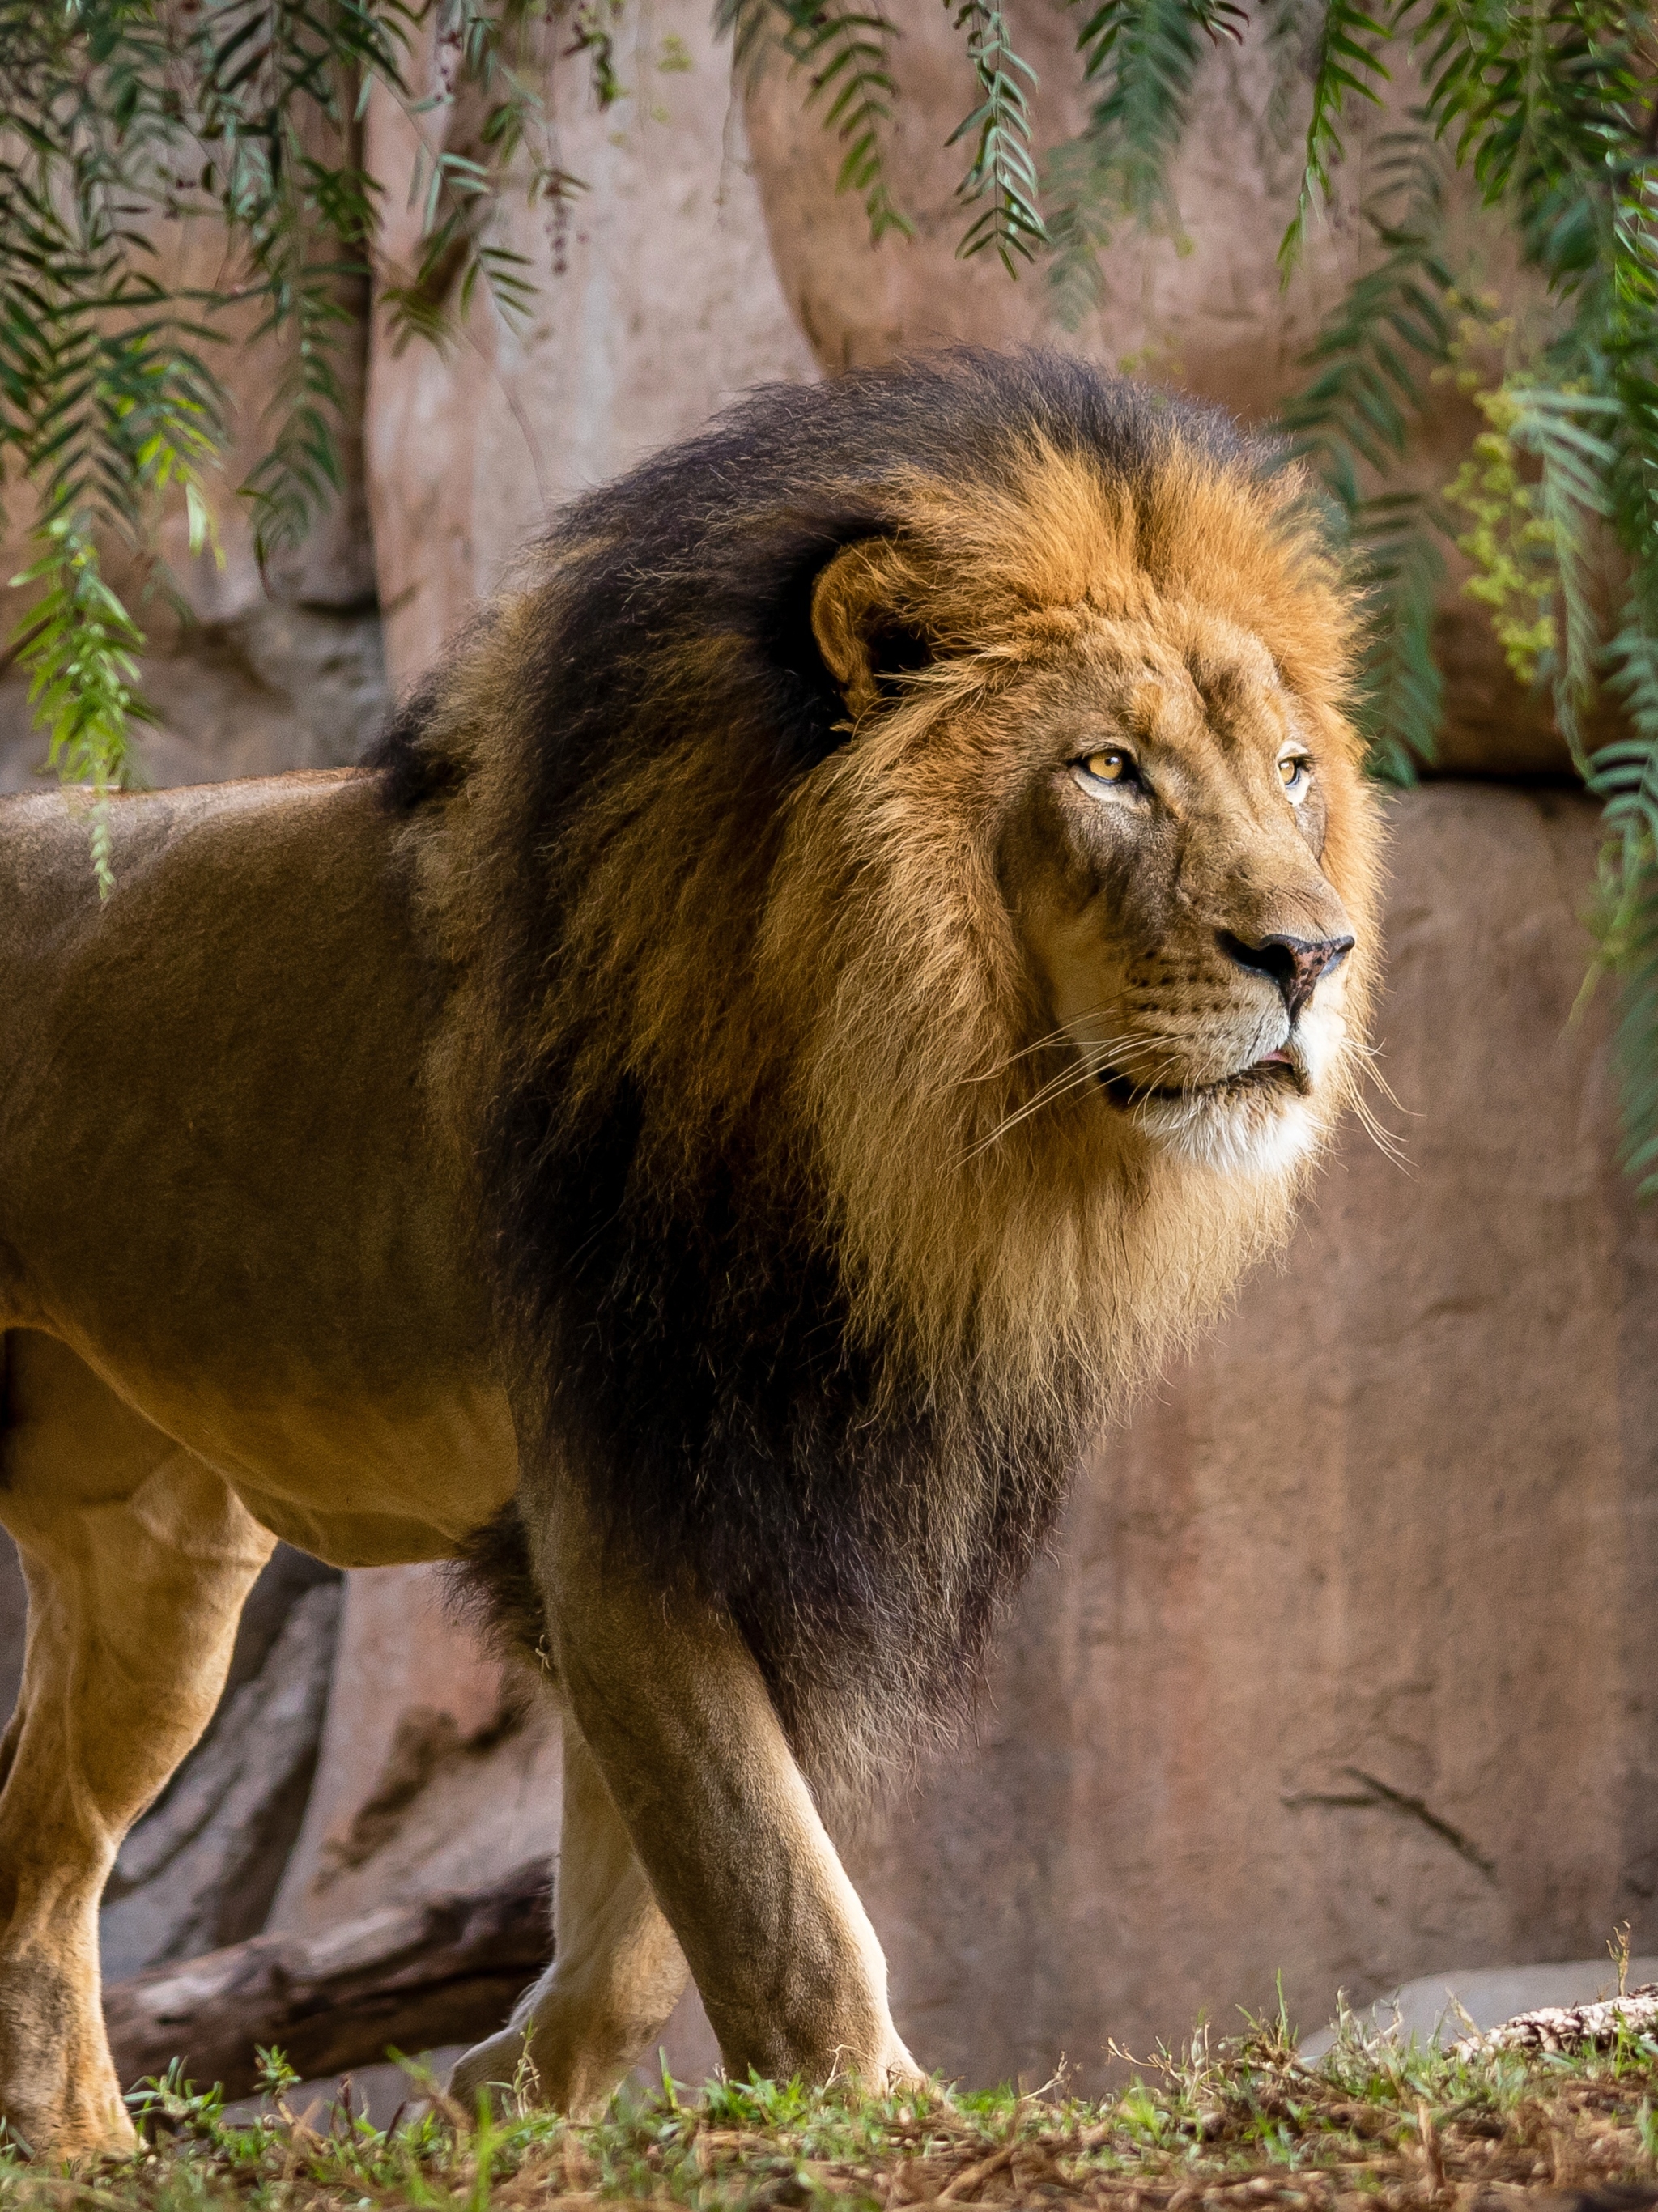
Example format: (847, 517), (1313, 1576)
(1351, 1040), (1418, 1118)
(1349, 1087), (1412, 1172)
(952, 1005), (1125, 1089)
(963, 1032), (1184, 1159)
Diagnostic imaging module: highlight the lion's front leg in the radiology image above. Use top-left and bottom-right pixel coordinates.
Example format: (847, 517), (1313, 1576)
(531, 1482), (920, 2096)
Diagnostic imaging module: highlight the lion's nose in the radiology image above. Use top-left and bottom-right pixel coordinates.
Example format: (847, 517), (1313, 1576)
(1218, 930), (1355, 1022)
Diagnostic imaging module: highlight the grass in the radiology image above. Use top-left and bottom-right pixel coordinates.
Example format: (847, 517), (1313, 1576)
(8, 2010), (1658, 2209)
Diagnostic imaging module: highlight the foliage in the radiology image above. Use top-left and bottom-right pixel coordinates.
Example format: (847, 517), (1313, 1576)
(7, 2009), (1658, 2201)
(1276, 131), (1457, 781)
(945, 0), (1048, 271)
(1045, 0), (1244, 324)
(0, 0), (591, 869)
(716, 0), (913, 242)
(1277, 0), (1392, 274)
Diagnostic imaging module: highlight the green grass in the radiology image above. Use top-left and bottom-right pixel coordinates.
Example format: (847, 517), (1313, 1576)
(10, 2012), (1658, 2206)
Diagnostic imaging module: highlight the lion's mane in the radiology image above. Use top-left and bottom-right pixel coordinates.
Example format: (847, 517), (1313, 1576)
(372, 350), (1372, 1791)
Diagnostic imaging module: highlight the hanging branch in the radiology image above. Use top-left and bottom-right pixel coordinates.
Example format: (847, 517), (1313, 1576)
(944, 0), (1047, 272)
(1045, 0), (1244, 325)
(1277, 130), (1459, 777)
(1278, 0), (1393, 273)
(717, 0), (913, 241)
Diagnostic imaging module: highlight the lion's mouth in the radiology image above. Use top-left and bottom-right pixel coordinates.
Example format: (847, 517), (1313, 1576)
(1096, 1047), (1307, 1114)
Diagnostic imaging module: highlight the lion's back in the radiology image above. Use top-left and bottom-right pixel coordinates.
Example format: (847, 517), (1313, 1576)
(0, 768), (455, 1342)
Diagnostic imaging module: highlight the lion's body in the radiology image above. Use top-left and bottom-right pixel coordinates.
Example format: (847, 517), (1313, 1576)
(0, 773), (515, 1568)
(0, 351), (1383, 2155)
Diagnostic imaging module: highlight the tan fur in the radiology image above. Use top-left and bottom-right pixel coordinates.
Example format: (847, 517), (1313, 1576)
(0, 389), (1383, 2157)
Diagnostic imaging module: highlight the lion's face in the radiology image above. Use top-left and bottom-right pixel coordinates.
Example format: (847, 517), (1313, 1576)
(805, 470), (1375, 1205)
(1000, 610), (1359, 1176)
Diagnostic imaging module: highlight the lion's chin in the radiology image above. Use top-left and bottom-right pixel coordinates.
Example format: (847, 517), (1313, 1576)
(1138, 1085), (1324, 1176)
(1099, 1058), (1326, 1177)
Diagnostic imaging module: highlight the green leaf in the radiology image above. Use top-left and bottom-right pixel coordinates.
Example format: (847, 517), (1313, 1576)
(1278, 0), (1393, 274)
(716, 0), (914, 243)
(944, 0), (1048, 272)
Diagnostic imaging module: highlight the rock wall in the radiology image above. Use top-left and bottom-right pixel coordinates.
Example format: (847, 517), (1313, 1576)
(361, 0), (817, 693)
(266, 1567), (561, 1936)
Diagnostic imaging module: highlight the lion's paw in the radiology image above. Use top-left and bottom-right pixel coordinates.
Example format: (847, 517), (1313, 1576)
(445, 2026), (536, 2119)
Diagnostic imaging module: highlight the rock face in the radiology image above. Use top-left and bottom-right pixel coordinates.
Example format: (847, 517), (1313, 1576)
(267, 1566), (561, 1937)
(361, 0), (817, 695)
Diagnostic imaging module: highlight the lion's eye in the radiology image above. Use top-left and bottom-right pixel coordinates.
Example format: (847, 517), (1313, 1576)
(1278, 751), (1311, 798)
(1078, 747), (1137, 789)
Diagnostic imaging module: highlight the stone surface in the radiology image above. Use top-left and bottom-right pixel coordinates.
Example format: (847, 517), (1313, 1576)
(744, 11), (1566, 776)
(361, 0), (818, 694)
(1301, 1959), (1658, 2057)
(268, 1565), (561, 1934)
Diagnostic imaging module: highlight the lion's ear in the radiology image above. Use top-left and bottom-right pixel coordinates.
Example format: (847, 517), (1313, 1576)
(810, 539), (933, 717)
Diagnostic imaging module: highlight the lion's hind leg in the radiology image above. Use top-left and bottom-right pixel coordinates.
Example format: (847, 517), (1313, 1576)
(448, 1716), (691, 2116)
(0, 1331), (274, 2159)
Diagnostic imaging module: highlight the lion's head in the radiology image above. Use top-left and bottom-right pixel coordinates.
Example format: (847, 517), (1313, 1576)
(381, 350), (1383, 1780)
(760, 400), (1380, 1410)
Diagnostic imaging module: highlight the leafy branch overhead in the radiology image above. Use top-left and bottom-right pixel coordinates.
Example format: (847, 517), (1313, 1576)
(716, 0), (912, 240)
(1, 0), (1656, 1187)
(946, 0), (1048, 270)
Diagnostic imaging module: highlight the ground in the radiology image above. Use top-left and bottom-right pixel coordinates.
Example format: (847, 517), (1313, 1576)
(5, 2010), (1658, 2211)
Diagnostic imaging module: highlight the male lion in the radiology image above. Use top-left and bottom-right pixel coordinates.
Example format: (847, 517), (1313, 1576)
(0, 351), (1380, 2156)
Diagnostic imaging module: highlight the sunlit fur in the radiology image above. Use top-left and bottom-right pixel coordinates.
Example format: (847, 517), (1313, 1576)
(372, 351), (1384, 1797)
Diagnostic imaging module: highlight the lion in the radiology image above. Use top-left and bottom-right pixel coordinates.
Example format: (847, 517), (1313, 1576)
(0, 349), (1380, 2157)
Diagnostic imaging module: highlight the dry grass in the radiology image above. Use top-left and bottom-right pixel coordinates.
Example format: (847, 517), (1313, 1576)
(8, 2011), (1658, 2212)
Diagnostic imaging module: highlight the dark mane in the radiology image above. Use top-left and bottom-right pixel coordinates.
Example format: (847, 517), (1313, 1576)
(364, 351), (1259, 813)
(379, 350), (1302, 1796)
